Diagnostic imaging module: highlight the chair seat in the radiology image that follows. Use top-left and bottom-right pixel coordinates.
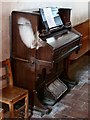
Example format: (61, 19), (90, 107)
(0, 86), (28, 103)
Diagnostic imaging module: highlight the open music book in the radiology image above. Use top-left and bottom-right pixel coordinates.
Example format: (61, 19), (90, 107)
(39, 7), (63, 32)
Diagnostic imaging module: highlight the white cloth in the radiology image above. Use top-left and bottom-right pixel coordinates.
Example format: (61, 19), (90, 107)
(18, 17), (45, 49)
(18, 17), (36, 48)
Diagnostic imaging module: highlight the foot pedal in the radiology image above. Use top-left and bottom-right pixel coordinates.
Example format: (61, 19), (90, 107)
(43, 77), (68, 105)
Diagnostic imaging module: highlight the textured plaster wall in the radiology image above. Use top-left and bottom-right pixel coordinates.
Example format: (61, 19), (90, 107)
(0, 1), (89, 61)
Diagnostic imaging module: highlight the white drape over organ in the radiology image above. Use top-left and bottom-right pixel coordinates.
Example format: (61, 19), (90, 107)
(18, 17), (36, 49)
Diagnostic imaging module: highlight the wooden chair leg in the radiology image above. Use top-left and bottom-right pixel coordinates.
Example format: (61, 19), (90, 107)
(24, 94), (28, 118)
(9, 103), (14, 118)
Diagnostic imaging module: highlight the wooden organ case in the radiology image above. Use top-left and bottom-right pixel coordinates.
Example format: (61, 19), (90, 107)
(11, 8), (82, 114)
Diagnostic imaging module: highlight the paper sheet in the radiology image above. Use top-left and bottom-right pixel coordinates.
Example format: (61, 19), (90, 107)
(43, 8), (56, 28)
(46, 37), (55, 44)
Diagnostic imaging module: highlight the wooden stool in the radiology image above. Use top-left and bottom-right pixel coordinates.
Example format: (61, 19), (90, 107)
(0, 59), (29, 118)
(0, 108), (4, 120)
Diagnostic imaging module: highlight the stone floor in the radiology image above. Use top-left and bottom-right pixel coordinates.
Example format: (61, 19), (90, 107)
(31, 53), (89, 119)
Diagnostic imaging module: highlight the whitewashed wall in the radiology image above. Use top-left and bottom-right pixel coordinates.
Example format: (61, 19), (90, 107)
(0, 3), (2, 61)
(0, 1), (89, 61)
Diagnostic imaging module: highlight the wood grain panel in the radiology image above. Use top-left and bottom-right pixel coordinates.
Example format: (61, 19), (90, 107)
(70, 19), (89, 60)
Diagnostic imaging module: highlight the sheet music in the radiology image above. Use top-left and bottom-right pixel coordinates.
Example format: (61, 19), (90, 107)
(43, 8), (56, 28)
